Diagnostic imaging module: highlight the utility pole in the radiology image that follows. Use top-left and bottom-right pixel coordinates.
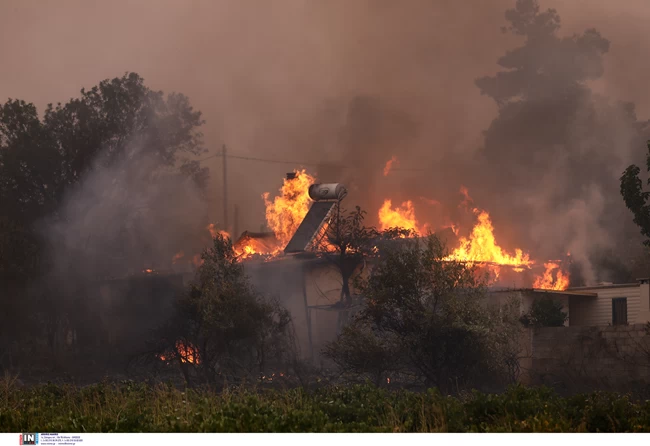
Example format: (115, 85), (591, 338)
(222, 144), (229, 232)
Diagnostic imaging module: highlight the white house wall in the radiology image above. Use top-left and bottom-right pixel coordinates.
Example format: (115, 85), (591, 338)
(569, 285), (641, 326)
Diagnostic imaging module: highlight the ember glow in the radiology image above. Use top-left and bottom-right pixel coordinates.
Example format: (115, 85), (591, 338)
(534, 262), (570, 291)
(263, 169), (315, 249)
(383, 156), (399, 176)
(159, 340), (200, 364)
(172, 251), (185, 264)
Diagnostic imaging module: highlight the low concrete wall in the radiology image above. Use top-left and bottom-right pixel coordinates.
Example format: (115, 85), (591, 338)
(528, 324), (650, 393)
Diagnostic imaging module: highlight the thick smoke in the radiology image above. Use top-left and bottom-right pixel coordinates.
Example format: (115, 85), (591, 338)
(3, 0), (650, 286)
(39, 144), (210, 282)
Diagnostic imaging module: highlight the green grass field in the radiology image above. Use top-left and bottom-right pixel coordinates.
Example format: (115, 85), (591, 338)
(1, 376), (649, 432)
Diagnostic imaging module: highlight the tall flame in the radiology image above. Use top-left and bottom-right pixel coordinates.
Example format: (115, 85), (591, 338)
(445, 209), (532, 268)
(263, 169), (315, 249)
(378, 199), (420, 233)
(533, 262), (570, 290)
(383, 156), (399, 176)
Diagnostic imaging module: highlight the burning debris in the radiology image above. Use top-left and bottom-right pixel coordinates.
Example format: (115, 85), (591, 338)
(233, 232), (282, 259)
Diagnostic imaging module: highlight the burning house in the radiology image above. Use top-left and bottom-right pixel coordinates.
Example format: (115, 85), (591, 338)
(65, 168), (649, 364)
(487, 279), (650, 327)
(226, 169), (650, 363)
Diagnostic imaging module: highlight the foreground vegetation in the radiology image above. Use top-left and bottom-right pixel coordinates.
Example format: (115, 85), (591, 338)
(1, 379), (649, 433)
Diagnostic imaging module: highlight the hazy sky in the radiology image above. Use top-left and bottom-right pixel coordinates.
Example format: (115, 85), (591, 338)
(2, 0), (649, 232)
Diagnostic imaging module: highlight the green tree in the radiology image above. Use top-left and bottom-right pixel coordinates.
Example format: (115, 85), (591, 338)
(620, 141), (650, 247)
(316, 206), (412, 333)
(324, 234), (524, 392)
(319, 206), (378, 307)
(0, 72), (207, 224)
(157, 233), (293, 387)
(0, 73), (209, 362)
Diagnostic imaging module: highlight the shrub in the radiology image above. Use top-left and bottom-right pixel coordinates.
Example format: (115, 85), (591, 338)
(154, 233), (294, 387)
(324, 234), (525, 393)
(1, 379), (649, 432)
(520, 297), (568, 327)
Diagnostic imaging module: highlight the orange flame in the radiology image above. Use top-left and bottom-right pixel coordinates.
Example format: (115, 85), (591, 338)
(445, 208), (532, 268)
(378, 199), (421, 234)
(207, 223), (231, 240)
(159, 340), (200, 364)
(383, 156), (399, 176)
(263, 169), (315, 249)
(533, 262), (569, 290)
(233, 233), (282, 260)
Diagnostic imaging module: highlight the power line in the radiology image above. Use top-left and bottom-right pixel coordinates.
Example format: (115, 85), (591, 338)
(197, 151), (428, 172)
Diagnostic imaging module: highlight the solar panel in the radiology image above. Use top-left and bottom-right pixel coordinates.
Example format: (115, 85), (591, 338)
(284, 201), (337, 253)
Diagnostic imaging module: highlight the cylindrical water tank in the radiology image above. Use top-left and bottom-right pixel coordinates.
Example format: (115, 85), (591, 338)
(308, 183), (348, 201)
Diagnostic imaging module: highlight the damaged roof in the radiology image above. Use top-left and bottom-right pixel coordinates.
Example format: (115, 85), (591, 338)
(233, 231), (281, 253)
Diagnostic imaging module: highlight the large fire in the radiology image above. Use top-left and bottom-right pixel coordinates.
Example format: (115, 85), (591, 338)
(174, 167), (569, 291)
(445, 208), (532, 268)
(263, 169), (315, 249)
(376, 185), (567, 290)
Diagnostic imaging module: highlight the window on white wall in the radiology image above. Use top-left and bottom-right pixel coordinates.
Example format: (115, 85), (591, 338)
(612, 297), (628, 325)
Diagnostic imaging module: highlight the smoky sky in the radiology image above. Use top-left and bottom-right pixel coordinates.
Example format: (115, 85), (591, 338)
(2, 0), (650, 283)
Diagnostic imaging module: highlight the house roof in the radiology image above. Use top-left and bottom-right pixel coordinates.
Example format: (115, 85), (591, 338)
(567, 282), (641, 291)
(233, 231), (281, 254)
(488, 287), (598, 297)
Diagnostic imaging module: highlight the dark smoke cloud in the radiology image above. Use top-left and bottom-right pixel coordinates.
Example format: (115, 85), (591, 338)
(2, 0), (650, 284)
